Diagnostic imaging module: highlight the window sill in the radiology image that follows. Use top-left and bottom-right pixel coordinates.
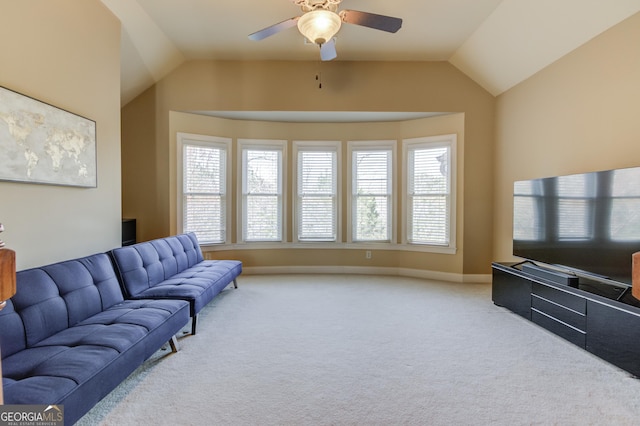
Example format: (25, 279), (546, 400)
(201, 241), (456, 255)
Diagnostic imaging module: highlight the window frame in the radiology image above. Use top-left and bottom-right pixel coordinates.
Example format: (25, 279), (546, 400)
(293, 141), (341, 243)
(347, 140), (397, 244)
(237, 139), (287, 243)
(402, 134), (457, 254)
(176, 132), (232, 245)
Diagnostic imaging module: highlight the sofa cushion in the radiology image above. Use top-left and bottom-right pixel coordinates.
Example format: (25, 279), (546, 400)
(0, 299), (27, 358)
(11, 268), (73, 348)
(111, 233), (204, 297)
(131, 259), (243, 313)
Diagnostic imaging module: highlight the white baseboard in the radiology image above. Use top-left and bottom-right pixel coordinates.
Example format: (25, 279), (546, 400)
(240, 265), (491, 284)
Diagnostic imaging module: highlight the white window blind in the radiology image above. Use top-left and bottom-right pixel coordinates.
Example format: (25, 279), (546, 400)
(183, 143), (226, 244)
(352, 149), (392, 242)
(242, 147), (283, 242)
(297, 149), (337, 241)
(406, 139), (454, 246)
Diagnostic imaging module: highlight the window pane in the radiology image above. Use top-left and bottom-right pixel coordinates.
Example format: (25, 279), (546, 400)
(242, 146), (283, 242)
(184, 195), (225, 243)
(183, 143), (226, 244)
(353, 149), (391, 241)
(246, 150), (280, 194)
(300, 151), (335, 194)
(410, 148), (448, 194)
(245, 195), (281, 241)
(355, 195), (389, 241)
(410, 195), (448, 244)
(407, 144), (450, 245)
(185, 145), (224, 193)
(298, 149), (337, 241)
(354, 151), (390, 194)
(299, 196), (335, 240)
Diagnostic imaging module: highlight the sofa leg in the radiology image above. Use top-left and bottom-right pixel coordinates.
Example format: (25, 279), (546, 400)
(233, 278), (238, 289)
(191, 314), (198, 335)
(169, 335), (180, 353)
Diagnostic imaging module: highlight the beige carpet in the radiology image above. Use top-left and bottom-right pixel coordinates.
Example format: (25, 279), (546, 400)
(77, 274), (640, 425)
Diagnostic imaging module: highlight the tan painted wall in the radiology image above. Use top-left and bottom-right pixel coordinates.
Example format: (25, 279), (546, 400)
(122, 87), (159, 242)
(0, 0), (122, 270)
(122, 60), (495, 277)
(494, 12), (640, 262)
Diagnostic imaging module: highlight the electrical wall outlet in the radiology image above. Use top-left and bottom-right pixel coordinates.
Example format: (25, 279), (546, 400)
(365, 250), (372, 259)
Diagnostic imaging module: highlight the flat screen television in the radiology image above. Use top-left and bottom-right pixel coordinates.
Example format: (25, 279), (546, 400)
(513, 166), (640, 286)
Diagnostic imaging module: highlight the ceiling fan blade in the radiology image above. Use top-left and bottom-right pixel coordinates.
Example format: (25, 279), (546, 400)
(248, 17), (300, 41)
(340, 10), (402, 33)
(320, 39), (337, 61)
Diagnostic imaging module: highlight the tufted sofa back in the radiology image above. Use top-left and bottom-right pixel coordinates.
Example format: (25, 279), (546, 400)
(0, 253), (125, 358)
(110, 232), (205, 298)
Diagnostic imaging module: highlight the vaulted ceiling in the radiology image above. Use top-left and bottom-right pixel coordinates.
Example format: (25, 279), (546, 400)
(101, 0), (640, 106)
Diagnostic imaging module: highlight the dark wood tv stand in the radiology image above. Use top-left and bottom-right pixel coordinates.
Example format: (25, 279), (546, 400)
(492, 262), (640, 377)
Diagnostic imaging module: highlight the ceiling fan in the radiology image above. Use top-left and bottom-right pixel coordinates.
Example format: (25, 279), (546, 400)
(248, 0), (403, 61)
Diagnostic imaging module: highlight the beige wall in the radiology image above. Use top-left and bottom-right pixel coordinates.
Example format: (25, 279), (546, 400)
(0, 1), (122, 270)
(122, 86), (159, 242)
(122, 60), (495, 278)
(494, 12), (640, 262)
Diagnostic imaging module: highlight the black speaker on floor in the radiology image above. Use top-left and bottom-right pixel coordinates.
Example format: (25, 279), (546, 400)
(122, 218), (136, 246)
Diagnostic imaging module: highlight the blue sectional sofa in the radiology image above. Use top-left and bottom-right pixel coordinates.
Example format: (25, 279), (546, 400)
(110, 232), (242, 335)
(0, 233), (242, 425)
(0, 252), (190, 425)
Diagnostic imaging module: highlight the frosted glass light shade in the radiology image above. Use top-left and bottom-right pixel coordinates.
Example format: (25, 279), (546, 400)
(297, 10), (341, 45)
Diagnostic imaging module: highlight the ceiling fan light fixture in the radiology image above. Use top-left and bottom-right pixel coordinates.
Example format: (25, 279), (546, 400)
(297, 10), (342, 45)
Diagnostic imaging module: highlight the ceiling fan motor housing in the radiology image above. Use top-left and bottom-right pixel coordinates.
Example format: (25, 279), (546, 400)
(294, 0), (341, 13)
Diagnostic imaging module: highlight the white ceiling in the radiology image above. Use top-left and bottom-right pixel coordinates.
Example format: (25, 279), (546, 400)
(101, 0), (640, 107)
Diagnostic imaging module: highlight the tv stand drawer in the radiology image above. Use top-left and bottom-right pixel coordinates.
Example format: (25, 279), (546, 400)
(531, 294), (586, 331)
(531, 309), (586, 348)
(532, 283), (586, 314)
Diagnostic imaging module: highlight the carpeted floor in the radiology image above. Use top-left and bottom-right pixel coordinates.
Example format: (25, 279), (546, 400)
(77, 274), (640, 425)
